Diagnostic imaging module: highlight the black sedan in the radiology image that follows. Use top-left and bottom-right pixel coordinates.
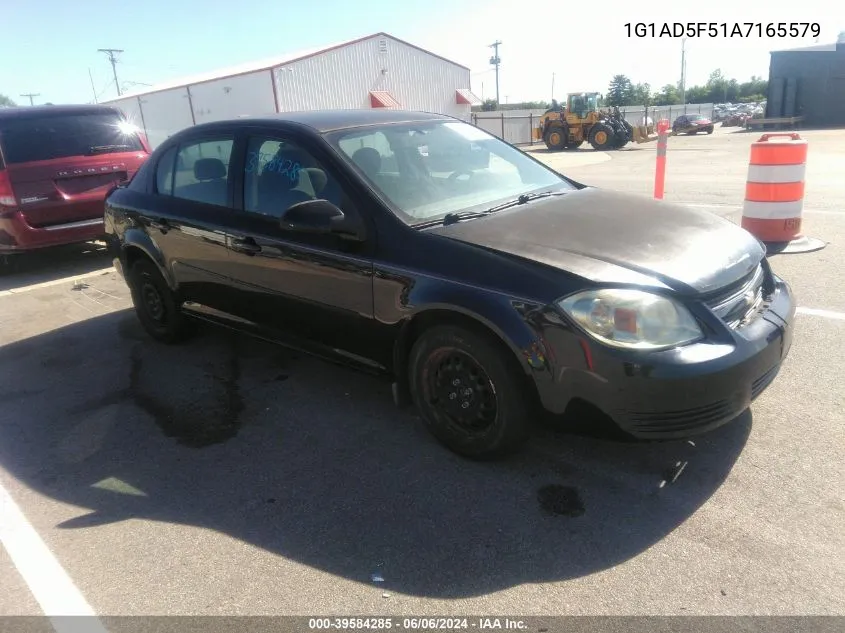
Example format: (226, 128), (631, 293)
(672, 113), (715, 134)
(104, 110), (794, 460)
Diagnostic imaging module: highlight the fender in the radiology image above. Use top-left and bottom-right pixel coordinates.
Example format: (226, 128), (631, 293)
(390, 276), (554, 384)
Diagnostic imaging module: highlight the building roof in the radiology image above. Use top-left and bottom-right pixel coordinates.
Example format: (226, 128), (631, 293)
(104, 33), (470, 103)
(770, 42), (838, 53)
(0, 103), (122, 120)
(184, 109), (452, 135)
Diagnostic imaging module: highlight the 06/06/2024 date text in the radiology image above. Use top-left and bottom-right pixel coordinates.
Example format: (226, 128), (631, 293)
(625, 22), (821, 38)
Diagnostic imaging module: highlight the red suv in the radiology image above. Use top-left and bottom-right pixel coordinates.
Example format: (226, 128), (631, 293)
(0, 104), (150, 256)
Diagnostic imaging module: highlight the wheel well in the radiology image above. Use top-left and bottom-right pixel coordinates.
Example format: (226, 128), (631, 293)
(122, 246), (173, 290)
(394, 309), (540, 405)
(123, 245), (148, 271)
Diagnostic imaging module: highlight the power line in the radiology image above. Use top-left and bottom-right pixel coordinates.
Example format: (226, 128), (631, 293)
(98, 48), (124, 97)
(88, 68), (98, 103)
(20, 93), (40, 106)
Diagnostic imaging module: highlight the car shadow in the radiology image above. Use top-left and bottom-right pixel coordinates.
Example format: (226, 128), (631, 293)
(0, 310), (752, 598)
(0, 242), (112, 291)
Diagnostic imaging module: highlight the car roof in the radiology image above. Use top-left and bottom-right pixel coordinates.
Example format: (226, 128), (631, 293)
(0, 104), (124, 121)
(185, 109), (454, 136)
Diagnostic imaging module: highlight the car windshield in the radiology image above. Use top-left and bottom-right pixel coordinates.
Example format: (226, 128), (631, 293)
(688, 114), (706, 121)
(0, 111), (144, 164)
(327, 120), (575, 225)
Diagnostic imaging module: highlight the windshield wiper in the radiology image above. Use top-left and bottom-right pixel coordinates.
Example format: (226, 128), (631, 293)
(412, 211), (489, 229)
(412, 190), (569, 230)
(87, 144), (133, 155)
(484, 190), (565, 214)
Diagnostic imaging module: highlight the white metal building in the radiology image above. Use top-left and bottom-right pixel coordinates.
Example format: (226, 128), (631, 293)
(103, 32), (481, 149)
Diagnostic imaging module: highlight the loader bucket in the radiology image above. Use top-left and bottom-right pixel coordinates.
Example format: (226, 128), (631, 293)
(633, 126), (659, 144)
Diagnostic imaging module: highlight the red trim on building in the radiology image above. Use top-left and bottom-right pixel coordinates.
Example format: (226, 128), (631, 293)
(456, 89), (481, 105)
(370, 91), (402, 108)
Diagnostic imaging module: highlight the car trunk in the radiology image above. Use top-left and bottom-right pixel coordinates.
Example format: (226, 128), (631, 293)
(0, 110), (148, 227)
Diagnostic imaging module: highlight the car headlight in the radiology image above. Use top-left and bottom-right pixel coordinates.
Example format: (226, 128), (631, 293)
(557, 289), (703, 351)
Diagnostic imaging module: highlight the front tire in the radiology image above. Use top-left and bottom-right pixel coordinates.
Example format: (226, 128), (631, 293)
(127, 258), (192, 344)
(589, 123), (615, 150)
(409, 325), (532, 460)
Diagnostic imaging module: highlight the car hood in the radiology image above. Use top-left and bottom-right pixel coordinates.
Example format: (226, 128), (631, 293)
(428, 188), (764, 295)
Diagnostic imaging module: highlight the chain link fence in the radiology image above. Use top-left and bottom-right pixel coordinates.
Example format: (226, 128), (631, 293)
(471, 104), (716, 145)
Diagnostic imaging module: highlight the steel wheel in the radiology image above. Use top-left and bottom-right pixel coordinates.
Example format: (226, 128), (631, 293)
(128, 258), (193, 344)
(423, 347), (498, 434)
(141, 280), (166, 324)
(409, 325), (532, 460)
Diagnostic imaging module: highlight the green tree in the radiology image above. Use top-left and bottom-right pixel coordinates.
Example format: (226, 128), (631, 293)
(738, 76), (767, 101)
(606, 74), (633, 106)
(631, 82), (652, 106)
(0, 94), (16, 108)
(653, 84), (681, 105)
(481, 98), (498, 111)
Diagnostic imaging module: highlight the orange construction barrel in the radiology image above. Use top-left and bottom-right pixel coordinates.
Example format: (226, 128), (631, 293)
(740, 133), (825, 254)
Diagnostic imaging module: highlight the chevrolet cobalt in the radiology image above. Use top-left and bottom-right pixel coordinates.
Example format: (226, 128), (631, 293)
(104, 110), (794, 459)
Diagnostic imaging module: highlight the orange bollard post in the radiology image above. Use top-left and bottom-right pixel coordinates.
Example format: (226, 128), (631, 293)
(653, 119), (670, 199)
(741, 132), (825, 254)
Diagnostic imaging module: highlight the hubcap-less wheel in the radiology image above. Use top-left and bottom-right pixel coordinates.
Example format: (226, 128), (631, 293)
(425, 348), (497, 433)
(549, 131), (562, 147)
(594, 130), (608, 145)
(129, 259), (192, 344)
(142, 281), (165, 323)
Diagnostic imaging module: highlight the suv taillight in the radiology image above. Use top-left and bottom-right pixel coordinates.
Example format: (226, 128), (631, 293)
(0, 169), (16, 208)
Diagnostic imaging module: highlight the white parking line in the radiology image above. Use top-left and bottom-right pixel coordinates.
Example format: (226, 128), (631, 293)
(797, 307), (845, 321)
(0, 267), (115, 298)
(0, 482), (108, 633)
(678, 202), (842, 216)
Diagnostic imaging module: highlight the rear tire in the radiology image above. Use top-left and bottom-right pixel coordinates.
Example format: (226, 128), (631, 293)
(127, 258), (192, 344)
(409, 325), (532, 460)
(544, 124), (568, 151)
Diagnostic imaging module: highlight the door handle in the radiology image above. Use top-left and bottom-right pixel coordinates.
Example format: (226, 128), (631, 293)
(230, 237), (262, 255)
(149, 218), (170, 233)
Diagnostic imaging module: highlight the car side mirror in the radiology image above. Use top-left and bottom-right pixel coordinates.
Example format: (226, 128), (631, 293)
(279, 199), (365, 241)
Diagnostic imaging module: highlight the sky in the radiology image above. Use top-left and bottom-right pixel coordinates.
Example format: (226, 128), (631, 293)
(1, 0), (842, 106)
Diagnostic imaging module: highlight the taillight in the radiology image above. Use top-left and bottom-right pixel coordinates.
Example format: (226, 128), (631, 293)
(0, 169), (16, 208)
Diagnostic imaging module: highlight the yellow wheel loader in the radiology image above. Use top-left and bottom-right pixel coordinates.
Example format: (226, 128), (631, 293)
(533, 93), (659, 151)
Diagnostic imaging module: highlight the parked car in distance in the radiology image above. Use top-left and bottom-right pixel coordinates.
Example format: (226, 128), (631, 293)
(0, 104), (150, 258)
(104, 110), (794, 460)
(672, 113), (715, 134)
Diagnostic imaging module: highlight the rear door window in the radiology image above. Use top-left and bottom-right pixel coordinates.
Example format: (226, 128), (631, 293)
(170, 138), (234, 207)
(0, 112), (144, 164)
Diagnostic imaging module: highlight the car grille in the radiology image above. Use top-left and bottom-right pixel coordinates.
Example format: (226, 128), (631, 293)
(628, 399), (738, 434)
(703, 264), (767, 329)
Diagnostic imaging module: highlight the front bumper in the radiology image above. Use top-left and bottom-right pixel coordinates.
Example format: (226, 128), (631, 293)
(535, 276), (795, 439)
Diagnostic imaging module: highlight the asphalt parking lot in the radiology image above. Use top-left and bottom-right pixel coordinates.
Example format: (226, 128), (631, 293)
(0, 126), (843, 620)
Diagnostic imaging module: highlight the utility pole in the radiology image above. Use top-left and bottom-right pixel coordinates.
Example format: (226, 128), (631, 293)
(680, 38), (687, 105)
(98, 48), (124, 97)
(489, 40), (501, 106)
(19, 93), (40, 106)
